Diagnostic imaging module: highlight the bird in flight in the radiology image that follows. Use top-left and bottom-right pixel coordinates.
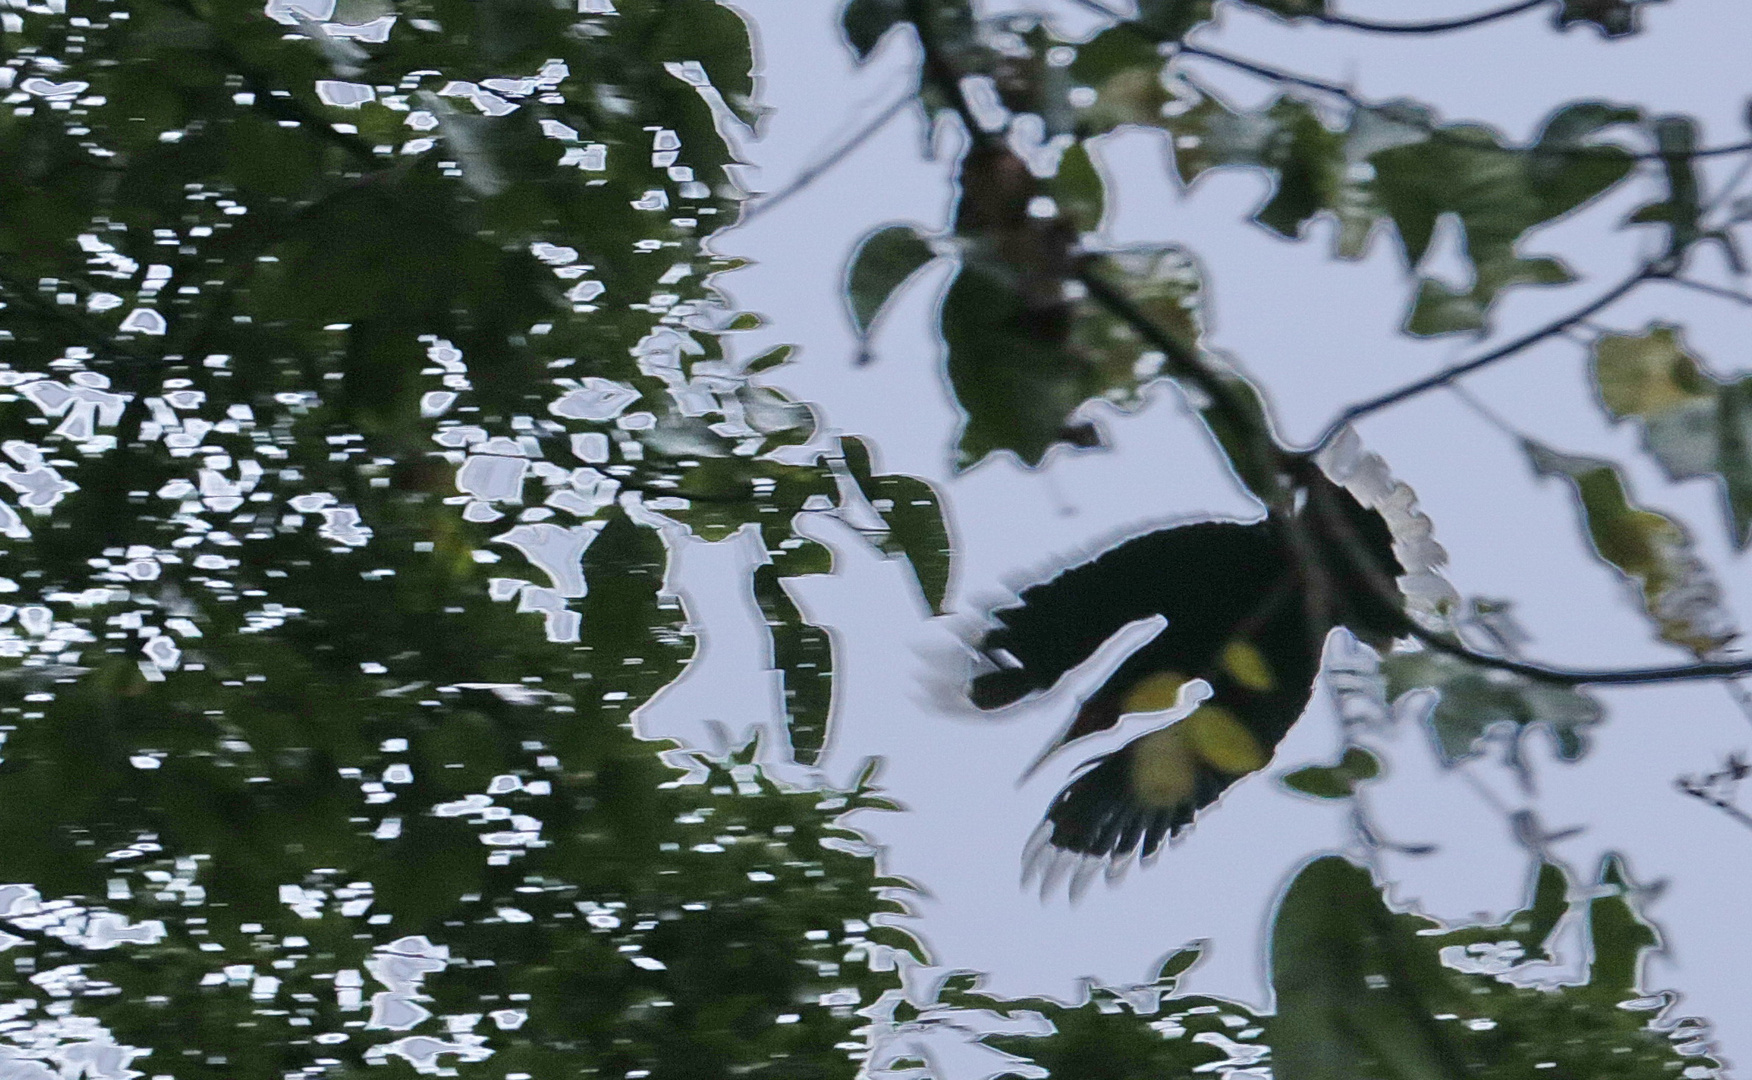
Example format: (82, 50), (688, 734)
(969, 468), (1412, 892)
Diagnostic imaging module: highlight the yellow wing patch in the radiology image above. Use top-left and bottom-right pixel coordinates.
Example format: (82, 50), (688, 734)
(1129, 725), (1197, 808)
(1183, 704), (1268, 775)
(1120, 670), (1190, 715)
(1127, 704), (1270, 809)
(1219, 639), (1275, 692)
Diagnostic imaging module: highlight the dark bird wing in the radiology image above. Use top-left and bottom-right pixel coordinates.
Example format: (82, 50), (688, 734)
(971, 521), (1285, 727)
(1037, 588), (1324, 867)
(973, 484), (1409, 875)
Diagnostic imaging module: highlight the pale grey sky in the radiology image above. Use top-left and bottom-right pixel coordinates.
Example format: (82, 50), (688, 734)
(643, 2), (1752, 1073)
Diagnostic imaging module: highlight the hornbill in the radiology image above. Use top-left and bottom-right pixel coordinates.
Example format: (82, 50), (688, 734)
(970, 467), (1411, 875)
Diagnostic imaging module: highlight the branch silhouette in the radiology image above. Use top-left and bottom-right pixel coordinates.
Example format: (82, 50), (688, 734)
(1308, 262), (1663, 453)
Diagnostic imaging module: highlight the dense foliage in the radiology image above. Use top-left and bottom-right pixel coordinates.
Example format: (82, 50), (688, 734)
(0, 1), (938, 1075)
(0, 0), (1746, 1077)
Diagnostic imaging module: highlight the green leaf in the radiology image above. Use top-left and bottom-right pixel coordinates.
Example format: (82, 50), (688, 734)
(1158, 95), (1636, 335)
(752, 563), (835, 767)
(954, 850), (1718, 1079)
(1046, 139), (1106, 235)
(743, 344), (794, 374)
(1591, 324), (1752, 550)
(1066, 22), (1177, 134)
(1266, 855), (1717, 1080)
(1626, 116), (1702, 258)
(726, 311), (764, 331)
(1381, 650), (1604, 763)
(1240, 0), (1329, 20)
(1132, 0), (1218, 40)
(841, 0), (908, 62)
(844, 223), (937, 342)
(943, 246), (1201, 468)
(1556, 0), (1662, 37)
(1270, 858), (1470, 1080)
(1525, 439), (1735, 656)
(653, 0), (762, 126)
(1280, 746), (1381, 799)
(841, 435), (953, 614)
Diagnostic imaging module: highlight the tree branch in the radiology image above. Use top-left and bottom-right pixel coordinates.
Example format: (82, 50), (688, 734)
(1677, 776), (1752, 832)
(1304, 466), (1752, 686)
(1312, 0), (1551, 34)
(1177, 43), (1752, 163)
(1669, 275), (1752, 307)
(737, 90), (916, 227)
(1308, 262), (1659, 452)
(1073, 264), (1271, 455)
(906, 0), (991, 142)
(0, 271), (162, 367)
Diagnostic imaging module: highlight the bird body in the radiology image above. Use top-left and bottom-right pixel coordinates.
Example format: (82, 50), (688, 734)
(971, 473), (1406, 873)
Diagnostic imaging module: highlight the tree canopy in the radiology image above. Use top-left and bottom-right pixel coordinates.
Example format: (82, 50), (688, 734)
(0, 0), (1747, 1077)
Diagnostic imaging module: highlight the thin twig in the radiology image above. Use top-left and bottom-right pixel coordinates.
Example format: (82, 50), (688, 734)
(1669, 276), (1752, 307)
(1313, 0), (1550, 34)
(1305, 471), (1752, 686)
(1177, 43), (1752, 163)
(1063, 0), (1125, 17)
(1678, 777), (1752, 832)
(1308, 263), (1659, 452)
(737, 90), (918, 227)
(908, 8), (1752, 693)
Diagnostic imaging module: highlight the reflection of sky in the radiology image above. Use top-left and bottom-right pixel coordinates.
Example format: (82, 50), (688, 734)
(684, 0), (1752, 1071)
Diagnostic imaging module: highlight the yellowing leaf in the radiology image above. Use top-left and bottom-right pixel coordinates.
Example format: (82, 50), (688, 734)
(1526, 440), (1736, 657)
(1590, 325), (1752, 549)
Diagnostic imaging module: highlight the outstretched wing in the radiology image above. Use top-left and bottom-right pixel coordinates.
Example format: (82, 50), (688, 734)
(971, 520), (1285, 733)
(974, 486), (1410, 874)
(1038, 588), (1324, 867)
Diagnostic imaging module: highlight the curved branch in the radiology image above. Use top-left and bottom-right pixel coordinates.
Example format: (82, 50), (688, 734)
(908, 4), (1752, 694)
(737, 89), (916, 227)
(1313, 0), (1551, 34)
(1307, 262), (1659, 452)
(1066, 0), (1550, 33)
(1304, 470), (1752, 687)
(1178, 44), (1752, 162)
(1677, 777), (1752, 831)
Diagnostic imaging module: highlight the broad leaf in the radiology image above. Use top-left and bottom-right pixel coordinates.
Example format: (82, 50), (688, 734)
(1159, 95), (1637, 335)
(841, 0), (908, 62)
(753, 563), (836, 766)
(1591, 325), (1752, 549)
(1556, 0), (1663, 37)
(943, 245), (1201, 467)
(1525, 439), (1735, 656)
(1381, 650), (1604, 762)
(1280, 746), (1381, 799)
(844, 223), (937, 344)
(841, 435), (953, 614)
